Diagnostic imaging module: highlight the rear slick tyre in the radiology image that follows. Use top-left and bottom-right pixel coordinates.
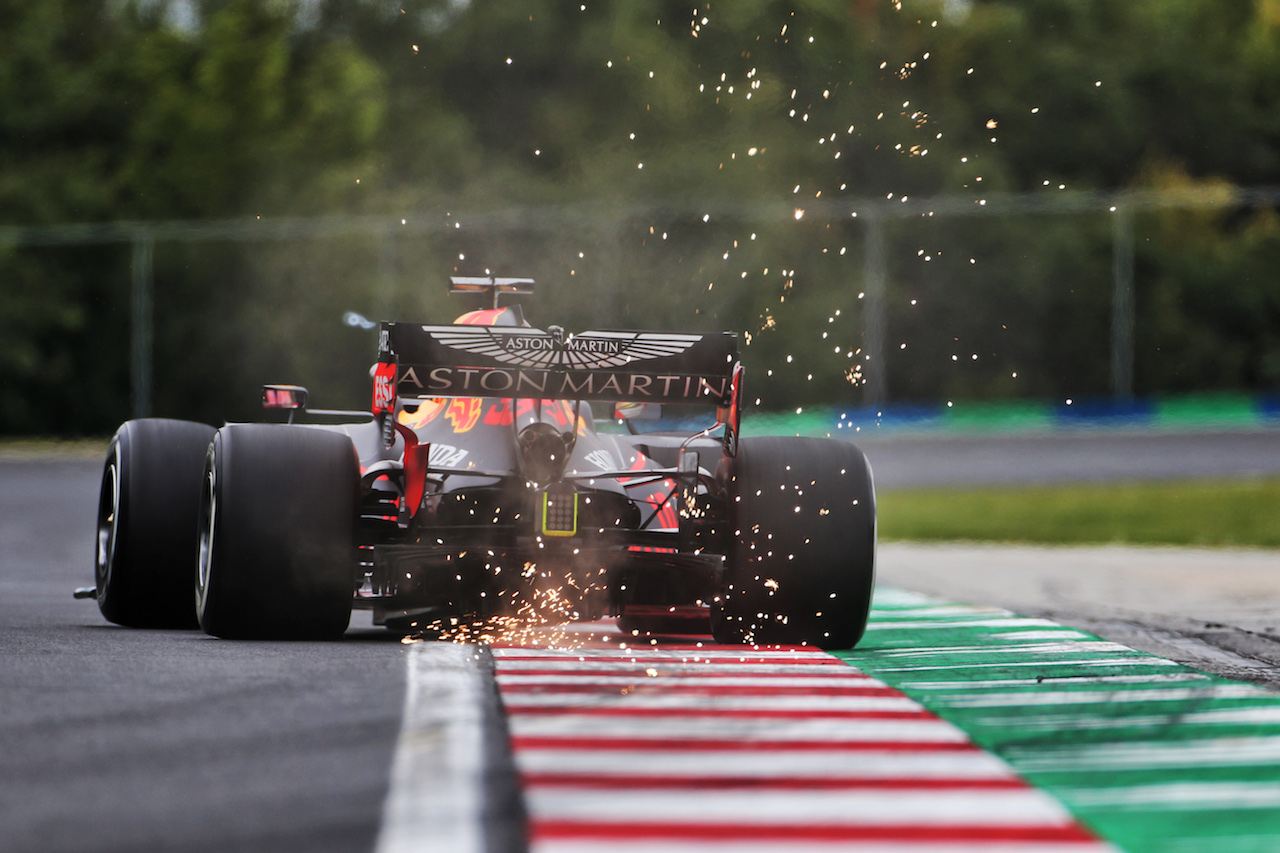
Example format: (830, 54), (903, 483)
(711, 436), (876, 650)
(196, 424), (358, 640)
(95, 419), (216, 628)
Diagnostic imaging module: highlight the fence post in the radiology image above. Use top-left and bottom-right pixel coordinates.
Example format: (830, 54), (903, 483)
(1110, 204), (1135, 400)
(130, 231), (154, 419)
(862, 211), (887, 405)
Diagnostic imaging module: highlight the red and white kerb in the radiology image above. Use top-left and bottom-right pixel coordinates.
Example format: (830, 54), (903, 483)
(494, 644), (1113, 853)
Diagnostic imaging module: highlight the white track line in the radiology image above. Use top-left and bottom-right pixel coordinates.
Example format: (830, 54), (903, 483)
(375, 643), (494, 853)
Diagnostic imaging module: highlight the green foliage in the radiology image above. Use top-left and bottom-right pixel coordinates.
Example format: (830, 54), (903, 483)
(0, 247), (92, 431)
(4, 0), (1280, 432)
(118, 0), (387, 216)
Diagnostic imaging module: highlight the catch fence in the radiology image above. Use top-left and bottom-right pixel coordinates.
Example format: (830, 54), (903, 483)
(3, 186), (1276, 426)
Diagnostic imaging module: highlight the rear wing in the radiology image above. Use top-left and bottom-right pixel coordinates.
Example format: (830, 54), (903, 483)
(375, 323), (739, 407)
(448, 276), (534, 308)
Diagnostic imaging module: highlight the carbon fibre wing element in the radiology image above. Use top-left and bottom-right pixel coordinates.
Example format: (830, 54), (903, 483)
(379, 323), (739, 407)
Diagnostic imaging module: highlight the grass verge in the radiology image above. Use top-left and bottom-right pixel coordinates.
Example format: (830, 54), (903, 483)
(0, 438), (109, 460)
(878, 477), (1280, 549)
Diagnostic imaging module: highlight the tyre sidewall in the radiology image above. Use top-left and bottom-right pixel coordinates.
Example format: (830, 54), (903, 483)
(197, 424), (358, 639)
(96, 418), (215, 628)
(715, 436), (876, 649)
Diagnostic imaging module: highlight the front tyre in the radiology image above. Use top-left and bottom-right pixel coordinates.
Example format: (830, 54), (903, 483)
(95, 418), (216, 628)
(712, 437), (876, 650)
(196, 424), (358, 640)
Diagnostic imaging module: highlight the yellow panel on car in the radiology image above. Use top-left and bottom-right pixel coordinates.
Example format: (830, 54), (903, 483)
(540, 485), (578, 537)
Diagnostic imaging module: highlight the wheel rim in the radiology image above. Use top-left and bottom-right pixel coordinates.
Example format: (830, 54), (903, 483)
(95, 458), (120, 595)
(196, 461), (217, 616)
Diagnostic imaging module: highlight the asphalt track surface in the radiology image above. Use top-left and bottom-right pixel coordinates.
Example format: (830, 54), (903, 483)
(2, 430), (1277, 852)
(857, 427), (1280, 487)
(0, 455), (407, 853)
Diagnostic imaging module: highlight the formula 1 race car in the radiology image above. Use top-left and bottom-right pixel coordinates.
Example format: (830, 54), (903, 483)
(84, 277), (876, 648)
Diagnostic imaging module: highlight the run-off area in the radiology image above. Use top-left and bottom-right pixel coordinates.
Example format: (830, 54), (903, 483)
(375, 588), (1280, 853)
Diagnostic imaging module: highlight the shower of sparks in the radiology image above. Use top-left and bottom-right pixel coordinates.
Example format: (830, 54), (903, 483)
(478, 2), (1018, 412)
(400, 564), (612, 650)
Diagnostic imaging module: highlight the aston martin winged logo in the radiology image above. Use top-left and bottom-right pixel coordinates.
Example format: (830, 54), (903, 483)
(421, 326), (702, 371)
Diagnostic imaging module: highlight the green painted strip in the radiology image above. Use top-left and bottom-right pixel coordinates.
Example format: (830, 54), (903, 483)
(941, 399), (1056, 432)
(740, 410), (836, 437)
(838, 588), (1280, 853)
(1154, 393), (1260, 429)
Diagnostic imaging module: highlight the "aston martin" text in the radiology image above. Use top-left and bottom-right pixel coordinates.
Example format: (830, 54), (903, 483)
(397, 365), (729, 403)
(501, 335), (623, 354)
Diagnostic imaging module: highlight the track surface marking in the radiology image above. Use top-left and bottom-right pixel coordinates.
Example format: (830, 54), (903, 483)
(383, 590), (1280, 853)
(847, 589), (1280, 853)
(492, 639), (1112, 852)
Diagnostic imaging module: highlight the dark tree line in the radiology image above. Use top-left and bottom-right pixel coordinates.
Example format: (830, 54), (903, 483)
(4, 0), (1280, 433)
